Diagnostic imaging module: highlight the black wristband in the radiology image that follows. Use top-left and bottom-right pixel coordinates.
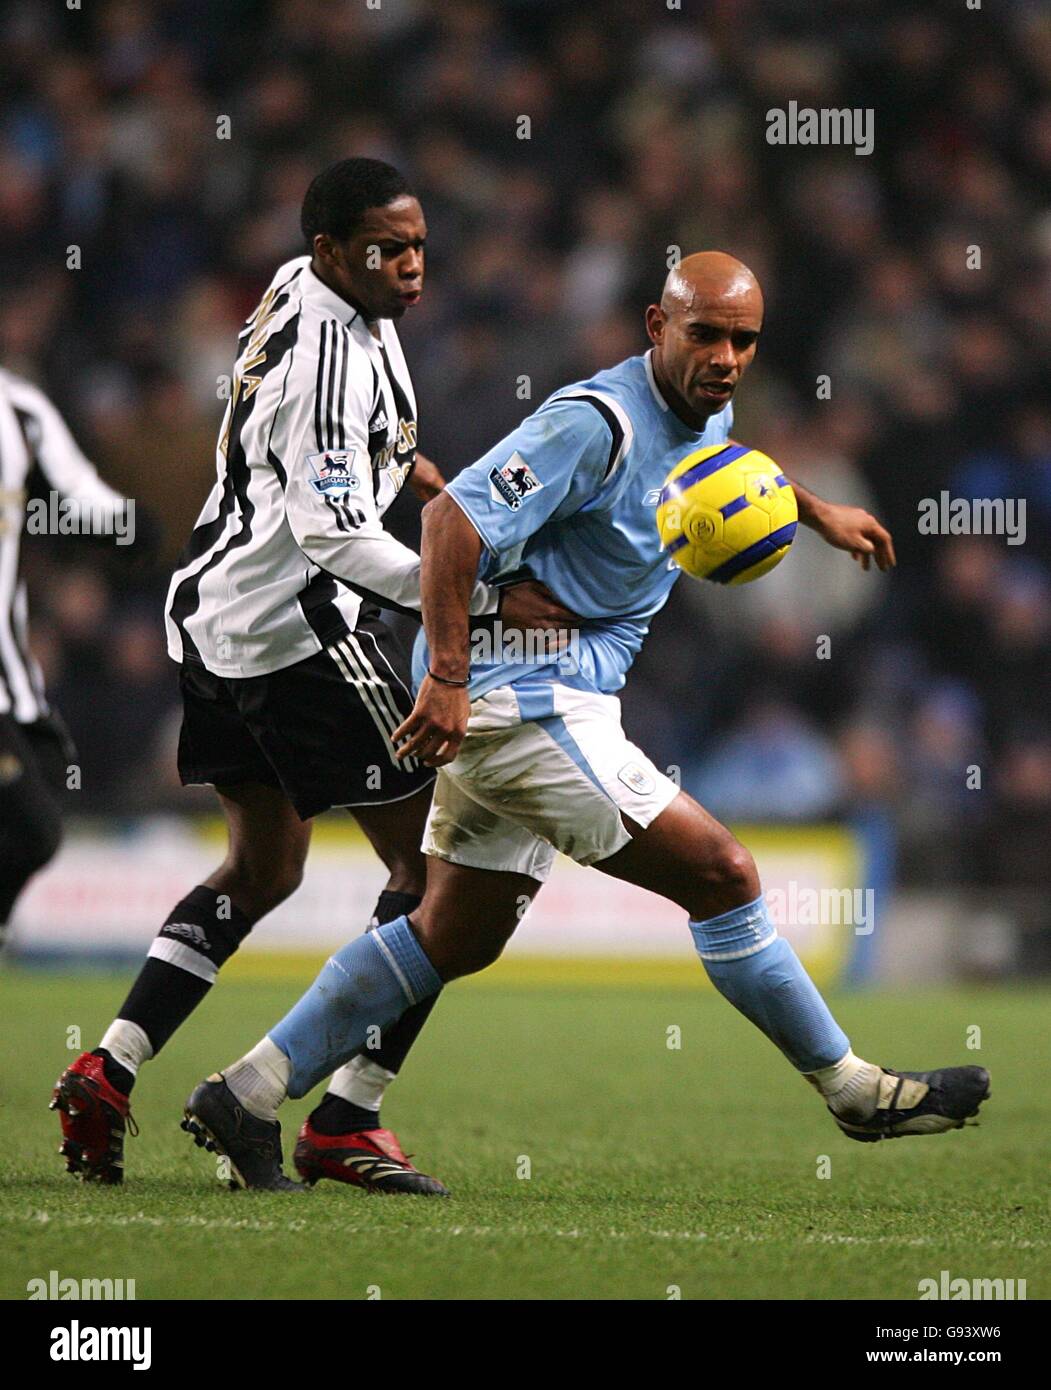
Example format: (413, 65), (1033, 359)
(427, 668), (469, 687)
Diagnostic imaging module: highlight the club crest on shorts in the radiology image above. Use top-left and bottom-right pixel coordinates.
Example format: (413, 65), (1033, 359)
(618, 761), (655, 796)
(307, 450), (362, 497)
(489, 452), (545, 510)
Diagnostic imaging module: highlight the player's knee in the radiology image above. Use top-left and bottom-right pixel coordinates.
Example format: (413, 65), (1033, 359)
(693, 838), (760, 915)
(412, 908), (517, 981)
(445, 932), (512, 978)
(716, 841), (760, 897)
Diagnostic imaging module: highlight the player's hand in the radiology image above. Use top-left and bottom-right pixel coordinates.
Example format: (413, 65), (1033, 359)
(499, 579), (580, 640)
(813, 502), (896, 572)
(409, 453), (445, 502)
(393, 677), (470, 767)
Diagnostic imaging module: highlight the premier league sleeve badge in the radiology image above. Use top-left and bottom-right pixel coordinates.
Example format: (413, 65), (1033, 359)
(306, 449), (363, 498)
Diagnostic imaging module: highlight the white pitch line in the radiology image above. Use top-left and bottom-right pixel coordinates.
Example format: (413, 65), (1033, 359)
(3, 1211), (1046, 1249)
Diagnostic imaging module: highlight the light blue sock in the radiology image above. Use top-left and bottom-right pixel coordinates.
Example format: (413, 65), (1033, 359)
(689, 895), (849, 1072)
(268, 916), (441, 1098)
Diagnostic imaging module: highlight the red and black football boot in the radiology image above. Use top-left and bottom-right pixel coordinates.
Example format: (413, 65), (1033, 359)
(293, 1120), (450, 1195)
(50, 1052), (137, 1185)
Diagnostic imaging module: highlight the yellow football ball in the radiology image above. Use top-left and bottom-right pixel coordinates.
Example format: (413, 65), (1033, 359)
(656, 442), (798, 584)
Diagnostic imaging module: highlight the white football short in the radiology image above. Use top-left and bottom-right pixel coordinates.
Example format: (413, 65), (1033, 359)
(422, 683), (680, 881)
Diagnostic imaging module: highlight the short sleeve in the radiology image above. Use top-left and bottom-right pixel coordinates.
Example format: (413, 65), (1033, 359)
(445, 397), (615, 555)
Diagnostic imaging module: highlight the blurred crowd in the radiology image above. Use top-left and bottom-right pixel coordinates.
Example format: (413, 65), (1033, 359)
(2, 0), (1050, 907)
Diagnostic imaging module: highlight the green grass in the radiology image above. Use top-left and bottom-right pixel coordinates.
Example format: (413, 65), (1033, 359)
(1, 968), (1047, 1300)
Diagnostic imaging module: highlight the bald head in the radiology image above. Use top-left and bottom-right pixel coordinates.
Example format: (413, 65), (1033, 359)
(646, 250), (764, 427)
(660, 251), (763, 319)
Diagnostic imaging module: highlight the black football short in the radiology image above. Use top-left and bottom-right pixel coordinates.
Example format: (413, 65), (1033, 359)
(176, 609), (435, 820)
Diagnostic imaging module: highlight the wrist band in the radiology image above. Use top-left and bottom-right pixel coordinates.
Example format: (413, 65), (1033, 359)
(427, 668), (469, 688)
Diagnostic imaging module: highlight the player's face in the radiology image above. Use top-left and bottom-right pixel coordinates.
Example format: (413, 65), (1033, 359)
(646, 287), (762, 425)
(317, 196), (427, 321)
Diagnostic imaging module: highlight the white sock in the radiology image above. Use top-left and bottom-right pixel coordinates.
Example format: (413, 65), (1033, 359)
(98, 1020), (154, 1077)
(805, 1049), (882, 1121)
(327, 1056), (397, 1113)
(222, 1037), (291, 1123)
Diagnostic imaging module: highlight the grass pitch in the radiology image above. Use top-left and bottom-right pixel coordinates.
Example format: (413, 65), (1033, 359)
(1, 966), (1047, 1300)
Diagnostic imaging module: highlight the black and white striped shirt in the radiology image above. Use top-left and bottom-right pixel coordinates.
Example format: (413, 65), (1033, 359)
(165, 256), (496, 678)
(0, 368), (126, 722)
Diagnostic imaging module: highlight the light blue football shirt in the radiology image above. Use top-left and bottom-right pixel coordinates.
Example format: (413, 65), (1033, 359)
(412, 349), (733, 704)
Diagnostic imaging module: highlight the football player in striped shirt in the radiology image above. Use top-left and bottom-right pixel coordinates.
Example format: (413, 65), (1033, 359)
(53, 158), (572, 1192)
(0, 369), (135, 951)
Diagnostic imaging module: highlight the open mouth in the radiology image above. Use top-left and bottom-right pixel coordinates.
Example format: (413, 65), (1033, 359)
(698, 380), (734, 399)
(398, 289), (422, 305)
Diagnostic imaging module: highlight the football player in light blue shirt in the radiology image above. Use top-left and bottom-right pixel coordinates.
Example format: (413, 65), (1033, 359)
(410, 347), (735, 702)
(191, 254), (989, 1185)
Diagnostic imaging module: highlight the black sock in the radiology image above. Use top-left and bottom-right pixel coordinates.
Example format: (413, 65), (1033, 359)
(115, 886), (255, 1063)
(91, 1048), (135, 1096)
(309, 1093), (385, 1135)
(117, 960), (213, 1057)
(371, 890), (422, 931)
(311, 889), (438, 1135)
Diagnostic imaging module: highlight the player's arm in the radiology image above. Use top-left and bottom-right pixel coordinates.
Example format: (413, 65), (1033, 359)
(390, 493), (480, 764)
(6, 376), (134, 534)
(409, 450), (445, 502)
(725, 425), (895, 572)
(281, 345), (498, 617)
(283, 350), (579, 633)
(790, 480), (896, 572)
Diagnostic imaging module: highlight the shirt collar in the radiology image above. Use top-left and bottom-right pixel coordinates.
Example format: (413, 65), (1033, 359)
(302, 262), (368, 333)
(644, 349), (669, 412)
